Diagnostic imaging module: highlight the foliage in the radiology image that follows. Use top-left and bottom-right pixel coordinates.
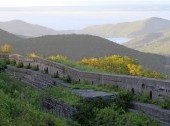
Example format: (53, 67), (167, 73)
(0, 73), (71, 126)
(24, 64), (31, 69)
(44, 86), (81, 105)
(16, 62), (24, 68)
(0, 44), (13, 54)
(0, 59), (7, 71)
(47, 55), (102, 73)
(160, 98), (170, 109)
(9, 59), (16, 65)
(95, 104), (160, 126)
(0, 90), (69, 126)
(48, 55), (68, 63)
(31, 65), (39, 71)
(74, 98), (160, 126)
(70, 83), (121, 93)
(26, 52), (42, 58)
(80, 55), (166, 79)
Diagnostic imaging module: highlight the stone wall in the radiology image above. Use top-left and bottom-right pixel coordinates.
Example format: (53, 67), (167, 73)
(131, 101), (170, 124)
(42, 97), (77, 118)
(0, 54), (9, 59)
(4, 54), (170, 100)
(6, 65), (56, 89)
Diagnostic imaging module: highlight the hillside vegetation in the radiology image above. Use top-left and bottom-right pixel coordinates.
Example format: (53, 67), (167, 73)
(0, 34), (168, 74)
(80, 17), (170, 55)
(0, 59), (161, 126)
(124, 30), (170, 55)
(46, 54), (166, 79)
(0, 73), (73, 126)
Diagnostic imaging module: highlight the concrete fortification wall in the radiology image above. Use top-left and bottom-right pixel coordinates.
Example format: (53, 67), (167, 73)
(2, 54), (170, 101)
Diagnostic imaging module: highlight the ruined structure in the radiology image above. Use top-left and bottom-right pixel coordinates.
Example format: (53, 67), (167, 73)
(7, 54), (170, 101)
(1, 53), (170, 124)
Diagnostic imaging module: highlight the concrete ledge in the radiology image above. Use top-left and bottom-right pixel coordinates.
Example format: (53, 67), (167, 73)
(131, 101), (170, 123)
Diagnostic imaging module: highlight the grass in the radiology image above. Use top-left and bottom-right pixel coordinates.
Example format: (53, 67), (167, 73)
(0, 73), (78, 126)
(94, 104), (160, 126)
(134, 91), (170, 109)
(44, 86), (82, 106)
(70, 83), (120, 93)
(0, 59), (166, 125)
(0, 89), (69, 126)
(47, 57), (105, 73)
(70, 82), (170, 109)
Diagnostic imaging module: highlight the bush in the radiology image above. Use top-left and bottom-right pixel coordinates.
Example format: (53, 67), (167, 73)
(116, 90), (133, 110)
(0, 60), (7, 71)
(74, 98), (112, 126)
(16, 62), (24, 68)
(160, 98), (170, 109)
(10, 60), (16, 65)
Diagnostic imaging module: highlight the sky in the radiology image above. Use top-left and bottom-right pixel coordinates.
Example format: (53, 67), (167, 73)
(0, 0), (170, 30)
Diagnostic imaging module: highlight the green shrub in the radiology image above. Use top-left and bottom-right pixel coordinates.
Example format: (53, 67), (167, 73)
(74, 98), (112, 126)
(16, 62), (23, 68)
(10, 60), (16, 65)
(160, 98), (170, 109)
(5, 59), (11, 64)
(45, 86), (81, 105)
(116, 90), (133, 111)
(0, 60), (7, 71)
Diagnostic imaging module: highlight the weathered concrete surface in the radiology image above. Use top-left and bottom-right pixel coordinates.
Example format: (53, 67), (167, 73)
(5, 62), (170, 124)
(71, 89), (118, 101)
(6, 65), (70, 88)
(7, 53), (170, 101)
(131, 101), (170, 124)
(42, 97), (77, 118)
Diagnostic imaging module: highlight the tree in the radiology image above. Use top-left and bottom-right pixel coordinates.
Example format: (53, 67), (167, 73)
(0, 44), (13, 54)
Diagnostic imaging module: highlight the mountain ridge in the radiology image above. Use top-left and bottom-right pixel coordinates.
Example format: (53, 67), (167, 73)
(0, 28), (22, 43)
(80, 17), (170, 38)
(0, 33), (168, 74)
(0, 20), (58, 37)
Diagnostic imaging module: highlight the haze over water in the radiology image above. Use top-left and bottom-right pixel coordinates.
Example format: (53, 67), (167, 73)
(0, 0), (170, 30)
(107, 38), (131, 44)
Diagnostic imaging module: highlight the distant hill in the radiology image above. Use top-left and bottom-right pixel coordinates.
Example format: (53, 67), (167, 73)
(79, 17), (170, 38)
(2, 34), (169, 74)
(124, 29), (170, 55)
(0, 20), (72, 37)
(0, 29), (22, 43)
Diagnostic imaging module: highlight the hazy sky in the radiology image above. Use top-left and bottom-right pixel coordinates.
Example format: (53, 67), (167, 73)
(0, 0), (170, 30)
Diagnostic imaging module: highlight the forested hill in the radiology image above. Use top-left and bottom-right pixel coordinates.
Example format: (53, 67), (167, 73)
(1, 34), (168, 75)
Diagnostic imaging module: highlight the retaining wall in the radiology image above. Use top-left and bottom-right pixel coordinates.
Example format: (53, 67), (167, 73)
(131, 101), (170, 124)
(42, 97), (77, 118)
(2, 54), (170, 100)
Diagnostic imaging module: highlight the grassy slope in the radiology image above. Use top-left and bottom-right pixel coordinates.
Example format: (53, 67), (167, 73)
(0, 73), (78, 126)
(124, 30), (170, 55)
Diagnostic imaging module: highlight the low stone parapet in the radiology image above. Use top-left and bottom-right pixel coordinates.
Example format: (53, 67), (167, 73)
(131, 101), (170, 124)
